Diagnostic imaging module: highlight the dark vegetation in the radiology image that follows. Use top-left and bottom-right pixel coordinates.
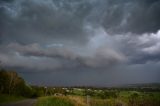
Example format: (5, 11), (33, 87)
(0, 68), (160, 106)
(0, 68), (37, 98)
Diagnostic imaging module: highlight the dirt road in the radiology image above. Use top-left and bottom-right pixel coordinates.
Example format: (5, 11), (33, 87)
(0, 99), (37, 106)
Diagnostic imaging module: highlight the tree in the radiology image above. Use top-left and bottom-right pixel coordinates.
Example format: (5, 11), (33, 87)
(0, 69), (35, 97)
(0, 69), (10, 94)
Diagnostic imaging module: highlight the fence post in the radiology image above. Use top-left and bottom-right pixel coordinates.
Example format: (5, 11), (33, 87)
(87, 95), (90, 106)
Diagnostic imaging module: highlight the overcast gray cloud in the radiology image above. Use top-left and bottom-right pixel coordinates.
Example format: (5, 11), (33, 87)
(0, 0), (160, 86)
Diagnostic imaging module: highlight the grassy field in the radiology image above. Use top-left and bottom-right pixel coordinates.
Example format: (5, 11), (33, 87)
(35, 91), (160, 106)
(0, 94), (25, 104)
(35, 96), (126, 106)
(1, 90), (159, 106)
(35, 96), (75, 106)
(1, 86), (160, 106)
(118, 91), (160, 105)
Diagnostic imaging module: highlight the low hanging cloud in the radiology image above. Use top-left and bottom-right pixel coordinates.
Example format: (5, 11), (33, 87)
(0, 27), (125, 70)
(115, 29), (160, 64)
(0, 53), (63, 71)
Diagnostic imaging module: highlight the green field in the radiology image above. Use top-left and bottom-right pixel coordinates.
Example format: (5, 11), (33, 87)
(35, 90), (160, 106)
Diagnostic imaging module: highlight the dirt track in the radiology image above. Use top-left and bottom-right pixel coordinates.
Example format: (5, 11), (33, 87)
(0, 99), (37, 106)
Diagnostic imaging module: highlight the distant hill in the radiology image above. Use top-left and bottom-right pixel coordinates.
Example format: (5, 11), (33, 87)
(119, 83), (160, 88)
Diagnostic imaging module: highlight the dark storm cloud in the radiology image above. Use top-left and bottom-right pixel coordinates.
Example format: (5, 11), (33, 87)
(0, 0), (160, 85)
(0, 0), (92, 44)
(0, 0), (160, 66)
(102, 0), (160, 34)
(0, 0), (160, 44)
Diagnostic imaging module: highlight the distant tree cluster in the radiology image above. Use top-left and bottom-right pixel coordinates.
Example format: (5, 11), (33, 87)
(0, 68), (69, 98)
(83, 89), (118, 99)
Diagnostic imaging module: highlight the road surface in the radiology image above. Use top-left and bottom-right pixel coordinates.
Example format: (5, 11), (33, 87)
(0, 99), (37, 106)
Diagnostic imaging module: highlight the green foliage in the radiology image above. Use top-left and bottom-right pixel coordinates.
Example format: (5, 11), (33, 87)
(69, 88), (84, 96)
(0, 69), (35, 98)
(98, 91), (118, 99)
(128, 92), (160, 106)
(36, 96), (74, 106)
(84, 89), (95, 96)
(83, 89), (118, 99)
(31, 86), (45, 97)
(0, 69), (10, 94)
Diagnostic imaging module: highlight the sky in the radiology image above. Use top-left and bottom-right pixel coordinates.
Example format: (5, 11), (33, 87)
(0, 0), (160, 86)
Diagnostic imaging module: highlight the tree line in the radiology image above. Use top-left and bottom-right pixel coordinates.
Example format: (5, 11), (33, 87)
(0, 68), (46, 98)
(0, 68), (70, 98)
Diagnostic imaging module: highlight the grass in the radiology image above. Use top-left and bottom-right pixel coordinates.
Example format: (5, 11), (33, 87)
(0, 94), (25, 104)
(89, 98), (127, 106)
(118, 91), (160, 106)
(35, 91), (160, 106)
(36, 96), (87, 106)
(68, 95), (86, 106)
(35, 96), (74, 106)
(35, 95), (125, 106)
